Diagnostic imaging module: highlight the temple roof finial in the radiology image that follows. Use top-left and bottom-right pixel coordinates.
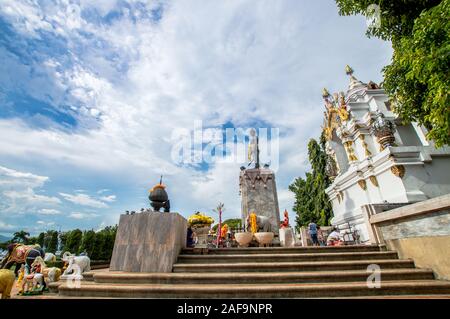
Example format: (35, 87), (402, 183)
(345, 65), (366, 91)
(322, 88), (330, 99)
(345, 65), (354, 76)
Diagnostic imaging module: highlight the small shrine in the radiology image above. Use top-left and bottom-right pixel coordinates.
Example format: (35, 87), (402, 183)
(322, 66), (450, 242)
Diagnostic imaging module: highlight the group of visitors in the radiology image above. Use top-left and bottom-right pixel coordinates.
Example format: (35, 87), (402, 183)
(308, 221), (343, 246)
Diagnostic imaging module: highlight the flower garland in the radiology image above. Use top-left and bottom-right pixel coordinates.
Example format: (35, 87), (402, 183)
(249, 212), (258, 234)
(188, 212), (214, 227)
(220, 224), (229, 238)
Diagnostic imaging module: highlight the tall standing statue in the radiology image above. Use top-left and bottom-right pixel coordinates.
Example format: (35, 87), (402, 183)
(247, 128), (260, 169)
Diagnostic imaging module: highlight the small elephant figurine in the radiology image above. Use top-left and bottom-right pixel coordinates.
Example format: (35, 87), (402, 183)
(0, 269), (15, 299)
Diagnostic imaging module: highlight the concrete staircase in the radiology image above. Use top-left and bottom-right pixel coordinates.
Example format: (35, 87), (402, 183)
(54, 245), (450, 298)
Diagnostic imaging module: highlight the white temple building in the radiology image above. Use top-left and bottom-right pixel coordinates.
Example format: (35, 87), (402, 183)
(322, 66), (450, 243)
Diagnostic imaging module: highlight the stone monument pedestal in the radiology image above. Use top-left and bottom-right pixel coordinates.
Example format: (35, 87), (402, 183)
(240, 168), (281, 237)
(110, 211), (187, 273)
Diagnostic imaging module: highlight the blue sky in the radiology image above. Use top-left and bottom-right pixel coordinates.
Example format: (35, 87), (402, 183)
(0, 0), (392, 237)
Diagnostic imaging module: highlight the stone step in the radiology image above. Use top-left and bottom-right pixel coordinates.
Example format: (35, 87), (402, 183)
(90, 269), (434, 285)
(181, 245), (383, 255)
(83, 272), (95, 281)
(172, 259), (415, 273)
(57, 280), (450, 298)
(177, 251), (398, 264)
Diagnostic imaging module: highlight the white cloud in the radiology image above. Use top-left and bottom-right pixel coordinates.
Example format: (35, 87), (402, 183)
(38, 208), (61, 215)
(36, 221), (56, 228)
(96, 221), (107, 232)
(0, 165), (49, 189)
(100, 195), (116, 203)
(69, 212), (99, 219)
(0, 221), (16, 232)
(0, 166), (61, 218)
(3, 188), (61, 206)
(59, 192), (108, 208)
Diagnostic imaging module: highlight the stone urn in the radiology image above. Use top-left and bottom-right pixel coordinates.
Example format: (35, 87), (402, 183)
(149, 185), (170, 212)
(192, 224), (210, 248)
(254, 232), (274, 247)
(234, 232), (253, 247)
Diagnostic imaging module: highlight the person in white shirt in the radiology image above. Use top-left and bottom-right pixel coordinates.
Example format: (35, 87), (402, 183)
(327, 228), (342, 246)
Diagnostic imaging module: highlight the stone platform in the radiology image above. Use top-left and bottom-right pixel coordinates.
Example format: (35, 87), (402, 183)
(53, 245), (450, 298)
(110, 211), (187, 273)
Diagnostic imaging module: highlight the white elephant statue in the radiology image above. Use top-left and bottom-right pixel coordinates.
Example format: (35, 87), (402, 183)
(62, 252), (91, 277)
(44, 252), (56, 263)
(246, 214), (273, 232)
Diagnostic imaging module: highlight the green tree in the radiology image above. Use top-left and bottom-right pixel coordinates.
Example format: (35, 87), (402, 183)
(79, 230), (96, 258)
(59, 232), (68, 251)
(289, 136), (333, 229)
(212, 218), (242, 232)
(101, 226), (117, 260)
(12, 230), (30, 244)
(335, 0), (449, 146)
(37, 232), (45, 247)
(383, 1), (450, 145)
(28, 236), (38, 245)
(79, 226), (117, 260)
(46, 230), (58, 253)
(93, 231), (108, 260)
(65, 229), (82, 254)
(335, 0), (442, 41)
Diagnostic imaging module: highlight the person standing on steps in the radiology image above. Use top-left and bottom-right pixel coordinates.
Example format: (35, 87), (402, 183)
(317, 226), (326, 246)
(186, 225), (195, 248)
(308, 221), (319, 246)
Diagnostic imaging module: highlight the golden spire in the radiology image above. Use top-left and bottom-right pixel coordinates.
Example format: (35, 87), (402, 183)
(322, 88), (330, 99)
(345, 65), (366, 91)
(345, 65), (354, 76)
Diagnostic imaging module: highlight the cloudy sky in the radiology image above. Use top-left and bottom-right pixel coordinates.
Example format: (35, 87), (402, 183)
(0, 0), (392, 237)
